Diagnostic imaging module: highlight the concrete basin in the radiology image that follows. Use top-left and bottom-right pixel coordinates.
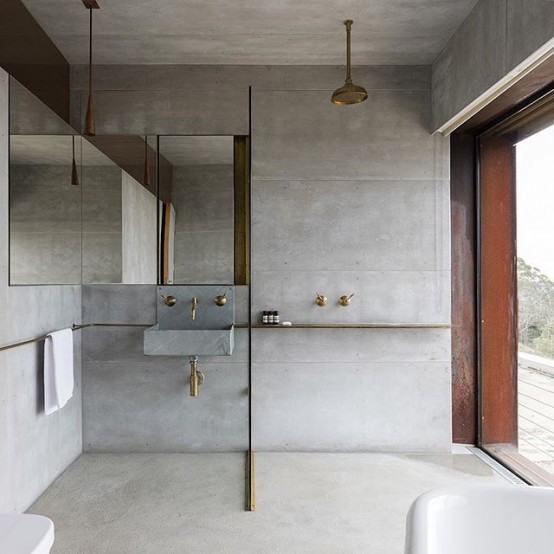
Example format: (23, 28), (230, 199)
(144, 324), (234, 356)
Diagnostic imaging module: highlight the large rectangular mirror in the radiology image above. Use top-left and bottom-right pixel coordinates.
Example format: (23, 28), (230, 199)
(9, 79), (247, 286)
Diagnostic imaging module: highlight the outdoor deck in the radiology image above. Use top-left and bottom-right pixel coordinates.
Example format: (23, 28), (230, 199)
(519, 354), (554, 474)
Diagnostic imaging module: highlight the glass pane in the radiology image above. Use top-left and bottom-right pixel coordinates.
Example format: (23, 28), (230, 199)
(517, 123), (554, 476)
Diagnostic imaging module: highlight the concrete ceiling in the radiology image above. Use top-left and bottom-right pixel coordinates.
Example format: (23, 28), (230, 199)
(20, 0), (478, 65)
(11, 135), (115, 166)
(160, 136), (233, 166)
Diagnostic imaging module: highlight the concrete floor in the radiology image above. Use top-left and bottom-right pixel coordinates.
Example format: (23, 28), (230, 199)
(29, 451), (509, 554)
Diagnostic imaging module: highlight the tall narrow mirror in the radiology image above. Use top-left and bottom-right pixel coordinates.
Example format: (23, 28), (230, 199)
(81, 136), (158, 284)
(9, 78), (83, 285)
(158, 136), (235, 285)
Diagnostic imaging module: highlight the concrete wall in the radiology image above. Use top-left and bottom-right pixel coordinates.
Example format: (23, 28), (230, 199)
(250, 72), (450, 452)
(81, 284), (249, 452)
(172, 165), (234, 284)
(121, 172), (157, 284)
(74, 64), (451, 453)
(432, 0), (554, 131)
(10, 165), (81, 284)
(0, 69), (82, 513)
(81, 166), (122, 284)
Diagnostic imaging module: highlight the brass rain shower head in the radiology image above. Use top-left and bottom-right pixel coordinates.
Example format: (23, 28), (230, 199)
(331, 20), (368, 106)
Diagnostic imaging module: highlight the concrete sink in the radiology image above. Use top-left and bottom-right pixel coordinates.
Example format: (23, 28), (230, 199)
(143, 325), (234, 356)
(144, 285), (235, 357)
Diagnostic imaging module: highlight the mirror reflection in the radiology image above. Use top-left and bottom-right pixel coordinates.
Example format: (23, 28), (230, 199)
(81, 137), (157, 284)
(9, 79), (242, 287)
(10, 135), (82, 285)
(158, 136), (234, 285)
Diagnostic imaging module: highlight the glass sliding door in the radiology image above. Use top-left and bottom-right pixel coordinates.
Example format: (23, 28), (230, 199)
(479, 94), (554, 485)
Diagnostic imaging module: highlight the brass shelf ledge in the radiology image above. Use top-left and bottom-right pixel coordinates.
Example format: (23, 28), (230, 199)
(251, 323), (451, 329)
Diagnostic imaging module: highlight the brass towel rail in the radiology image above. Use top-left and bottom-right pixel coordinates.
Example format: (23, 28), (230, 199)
(0, 323), (153, 353)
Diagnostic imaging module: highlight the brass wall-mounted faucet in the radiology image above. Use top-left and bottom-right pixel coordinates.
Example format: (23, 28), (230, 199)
(161, 294), (177, 307)
(189, 356), (204, 397)
(191, 297), (199, 320)
(214, 292), (227, 306)
(338, 293), (355, 307)
(315, 293), (328, 307)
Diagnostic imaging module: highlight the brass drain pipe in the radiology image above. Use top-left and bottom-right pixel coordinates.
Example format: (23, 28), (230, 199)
(189, 356), (204, 397)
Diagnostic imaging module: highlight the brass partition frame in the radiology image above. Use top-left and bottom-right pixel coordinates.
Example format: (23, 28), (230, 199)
(247, 86), (254, 511)
(234, 136), (251, 286)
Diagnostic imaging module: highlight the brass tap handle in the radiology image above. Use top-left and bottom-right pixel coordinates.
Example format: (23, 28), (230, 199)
(214, 293), (227, 307)
(161, 294), (177, 307)
(191, 297), (199, 320)
(338, 293), (355, 307)
(315, 293), (328, 307)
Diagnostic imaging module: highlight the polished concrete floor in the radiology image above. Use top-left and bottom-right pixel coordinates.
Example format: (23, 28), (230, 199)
(29, 451), (509, 554)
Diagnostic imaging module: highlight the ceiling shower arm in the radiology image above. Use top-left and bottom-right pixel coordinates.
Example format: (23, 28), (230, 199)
(345, 19), (353, 83)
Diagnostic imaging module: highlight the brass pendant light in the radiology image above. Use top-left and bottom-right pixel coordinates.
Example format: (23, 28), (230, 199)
(83, 0), (100, 135)
(143, 135), (150, 187)
(331, 19), (368, 105)
(71, 135), (80, 186)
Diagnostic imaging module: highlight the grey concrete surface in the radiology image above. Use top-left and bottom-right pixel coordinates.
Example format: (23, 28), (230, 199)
(251, 180), (450, 272)
(23, 1), (478, 65)
(252, 90), (447, 181)
(75, 90), (249, 136)
(9, 85), (74, 136)
(82, 284), (156, 324)
(249, 67), (451, 451)
(71, 64), (431, 92)
(251, 270), (450, 324)
(28, 451), (508, 554)
(160, 136), (234, 166)
(10, 165), (82, 285)
(432, 0), (507, 131)
(251, 328), (450, 364)
(81, 285), (249, 452)
(251, 328), (451, 451)
(506, 0), (554, 70)
(73, 64), (451, 453)
(81, 166), (122, 284)
(0, 70), (82, 513)
(253, 362), (451, 451)
(172, 165), (234, 284)
(432, 0), (554, 131)
(121, 172), (157, 284)
(83, 362), (248, 452)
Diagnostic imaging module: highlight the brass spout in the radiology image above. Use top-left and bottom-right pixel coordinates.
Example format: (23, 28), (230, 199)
(191, 297), (199, 320)
(189, 356), (204, 397)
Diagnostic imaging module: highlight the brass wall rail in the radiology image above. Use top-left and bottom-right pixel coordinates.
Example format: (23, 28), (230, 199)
(0, 323), (153, 353)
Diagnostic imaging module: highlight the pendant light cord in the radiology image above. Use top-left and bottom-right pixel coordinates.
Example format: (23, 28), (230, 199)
(88, 7), (93, 99)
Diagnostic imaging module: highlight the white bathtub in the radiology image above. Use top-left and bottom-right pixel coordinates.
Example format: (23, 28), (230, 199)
(405, 484), (554, 554)
(0, 514), (54, 553)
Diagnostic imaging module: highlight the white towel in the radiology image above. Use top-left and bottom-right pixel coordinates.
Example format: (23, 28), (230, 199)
(44, 328), (74, 415)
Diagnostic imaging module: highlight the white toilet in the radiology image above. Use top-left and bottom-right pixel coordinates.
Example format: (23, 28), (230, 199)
(0, 514), (54, 553)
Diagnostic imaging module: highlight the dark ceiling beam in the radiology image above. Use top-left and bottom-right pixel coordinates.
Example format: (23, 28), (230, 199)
(0, 0), (70, 122)
(85, 135), (173, 202)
